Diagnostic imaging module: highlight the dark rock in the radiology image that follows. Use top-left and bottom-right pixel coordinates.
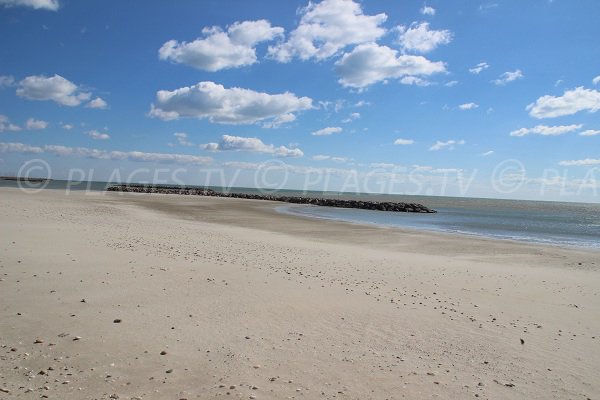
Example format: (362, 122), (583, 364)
(106, 185), (437, 214)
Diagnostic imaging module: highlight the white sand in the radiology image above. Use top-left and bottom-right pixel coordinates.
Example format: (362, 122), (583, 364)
(1, 187), (599, 399)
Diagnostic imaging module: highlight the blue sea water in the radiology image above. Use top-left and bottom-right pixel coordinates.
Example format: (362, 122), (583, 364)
(2, 179), (599, 249)
(277, 196), (600, 249)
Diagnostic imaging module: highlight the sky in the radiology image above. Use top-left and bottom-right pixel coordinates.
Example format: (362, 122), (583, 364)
(0, 0), (599, 201)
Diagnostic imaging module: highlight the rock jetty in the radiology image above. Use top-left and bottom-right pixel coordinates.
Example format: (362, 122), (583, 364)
(106, 184), (437, 213)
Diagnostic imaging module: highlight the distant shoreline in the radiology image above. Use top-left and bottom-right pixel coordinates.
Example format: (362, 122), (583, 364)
(0, 176), (52, 183)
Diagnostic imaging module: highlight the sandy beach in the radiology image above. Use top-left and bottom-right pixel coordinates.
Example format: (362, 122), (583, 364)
(1, 187), (599, 399)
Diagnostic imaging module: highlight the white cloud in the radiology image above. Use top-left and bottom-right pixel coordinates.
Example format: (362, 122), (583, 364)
(469, 62), (489, 74)
(509, 124), (582, 137)
(0, 141), (213, 165)
(268, 0), (387, 62)
(318, 99), (346, 113)
(312, 126), (342, 136)
(0, 142), (43, 153)
(16, 74), (92, 106)
(481, 150), (494, 156)
(493, 69), (524, 85)
(25, 118), (48, 130)
(396, 22), (452, 53)
(222, 161), (265, 170)
(394, 138), (414, 145)
(0, 75), (15, 87)
(429, 139), (465, 151)
(527, 87), (600, 119)
(150, 81), (313, 125)
(580, 129), (600, 136)
(354, 100), (370, 107)
(61, 123), (73, 130)
(559, 158), (600, 167)
(201, 134), (303, 157)
(335, 43), (446, 89)
(263, 113), (296, 128)
(592, 76), (600, 85)
(311, 154), (351, 163)
(159, 20), (283, 71)
(341, 112), (360, 123)
(458, 102), (478, 110)
(173, 132), (193, 146)
(0, 0), (58, 10)
(445, 80), (458, 87)
(420, 5), (435, 15)
(86, 97), (108, 109)
(400, 76), (432, 86)
(86, 130), (110, 140)
(0, 115), (22, 132)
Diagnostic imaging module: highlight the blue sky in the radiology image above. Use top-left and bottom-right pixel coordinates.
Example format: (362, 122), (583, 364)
(0, 0), (599, 201)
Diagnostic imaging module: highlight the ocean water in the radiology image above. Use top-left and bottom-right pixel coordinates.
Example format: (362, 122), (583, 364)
(2, 180), (599, 249)
(277, 195), (600, 249)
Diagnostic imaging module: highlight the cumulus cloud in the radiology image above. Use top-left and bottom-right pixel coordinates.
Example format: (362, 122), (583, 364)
(0, 115), (22, 132)
(311, 126), (342, 136)
(149, 81), (312, 125)
(400, 76), (432, 86)
(0, 0), (58, 10)
(469, 62), (489, 74)
(396, 22), (452, 53)
(559, 158), (600, 167)
(262, 113), (296, 129)
(526, 87), (600, 119)
(429, 139), (465, 151)
(0, 141), (213, 165)
(509, 124), (582, 137)
(173, 132), (193, 146)
(394, 138), (414, 145)
(458, 102), (478, 110)
(335, 43), (446, 89)
(420, 5), (435, 15)
(493, 69), (523, 85)
(25, 118), (48, 130)
(580, 129), (600, 136)
(159, 20), (283, 71)
(311, 154), (351, 163)
(86, 97), (108, 109)
(61, 123), (73, 130)
(16, 74), (92, 106)
(86, 130), (110, 140)
(445, 80), (458, 87)
(201, 134), (303, 157)
(268, 0), (387, 62)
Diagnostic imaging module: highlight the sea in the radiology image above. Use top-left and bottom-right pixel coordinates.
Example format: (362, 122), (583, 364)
(2, 179), (599, 249)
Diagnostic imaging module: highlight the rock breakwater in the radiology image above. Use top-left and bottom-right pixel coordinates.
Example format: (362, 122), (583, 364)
(106, 184), (437, 213)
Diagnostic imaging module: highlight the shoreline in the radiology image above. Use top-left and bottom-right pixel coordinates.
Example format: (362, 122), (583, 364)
(276, 203), (600, 251)
(1, 188), (599, 399)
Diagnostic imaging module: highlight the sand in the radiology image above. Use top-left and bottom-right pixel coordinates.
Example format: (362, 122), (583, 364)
(1, 187), (599, 399)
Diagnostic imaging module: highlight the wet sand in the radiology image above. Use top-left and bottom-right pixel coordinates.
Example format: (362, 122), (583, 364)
(1, 187), (599, 399)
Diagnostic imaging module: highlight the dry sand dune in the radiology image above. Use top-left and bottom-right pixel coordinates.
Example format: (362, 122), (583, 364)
(1, 188), (599, 399)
